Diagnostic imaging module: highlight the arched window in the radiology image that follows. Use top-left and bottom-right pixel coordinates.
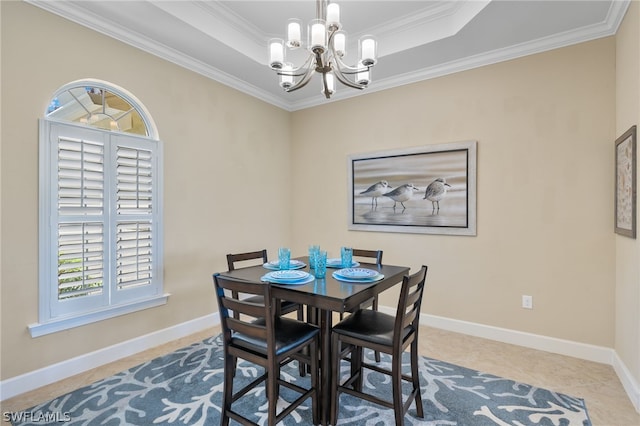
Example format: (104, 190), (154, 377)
(44, 79), (157, 137)
(32, 80), (166, 337)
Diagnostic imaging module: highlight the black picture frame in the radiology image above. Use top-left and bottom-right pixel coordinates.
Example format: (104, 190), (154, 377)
(615, 125), (637, 238)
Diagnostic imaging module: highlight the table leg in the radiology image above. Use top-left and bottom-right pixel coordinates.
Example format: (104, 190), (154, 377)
(319, 308), (332, 426)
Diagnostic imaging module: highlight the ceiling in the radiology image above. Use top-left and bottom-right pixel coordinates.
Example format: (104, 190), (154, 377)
(28, 0), (629, 111)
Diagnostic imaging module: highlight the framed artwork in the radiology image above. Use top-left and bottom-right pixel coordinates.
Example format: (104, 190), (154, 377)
(348, 140), (477, 236)
(615, 125), (637, 238)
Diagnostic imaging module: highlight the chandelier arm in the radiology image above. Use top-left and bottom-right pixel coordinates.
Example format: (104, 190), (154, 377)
(284, 65), (316, 92)
(332, 64), (366, 90)
(276, 53), (316, 78)
(332, 53), (370, 74)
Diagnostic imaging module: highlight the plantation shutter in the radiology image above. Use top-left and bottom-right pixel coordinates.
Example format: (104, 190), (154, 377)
(56, 137), (105, 301)
(48, 126), (110, 316)
(115, 145), (154, 291)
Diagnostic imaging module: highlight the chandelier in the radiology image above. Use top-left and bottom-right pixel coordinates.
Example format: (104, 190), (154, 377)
(268, 0), (377, 99)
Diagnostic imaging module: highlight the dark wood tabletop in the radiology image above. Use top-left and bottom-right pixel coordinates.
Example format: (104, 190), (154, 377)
(217, 255), (409, 312)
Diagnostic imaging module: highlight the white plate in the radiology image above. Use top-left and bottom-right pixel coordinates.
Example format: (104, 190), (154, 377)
(265, 270), (309, 281)
(261, 271), (314, 285)
(332, 271), (384, 283)
(334, 268), (379, 280)
(326, 258), (360, 268)
(263, 259), (306, 270)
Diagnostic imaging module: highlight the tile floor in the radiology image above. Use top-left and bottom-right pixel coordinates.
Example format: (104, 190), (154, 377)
(1, 325), (639, 425)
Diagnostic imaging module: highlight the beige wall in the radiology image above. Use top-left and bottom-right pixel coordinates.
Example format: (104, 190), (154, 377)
(616, 1), (640, 385)
(0, 2), (292, 380)
(291, 38), (616, 347)
(0, 0), (625, 384)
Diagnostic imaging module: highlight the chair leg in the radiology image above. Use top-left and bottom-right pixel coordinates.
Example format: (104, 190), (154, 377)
(310, 337), (320, 426)
(222, 353), (235, 426)
(305, 307), (318, 376)
(373, 296), (381, 363)
(392, 351), (404, 426)
(267, 363), (279, 426)
(411, 340), (424, 418)
(297, 305), (307, 377)
(353, 345), (363, 392)
(330, 333), (341, 426)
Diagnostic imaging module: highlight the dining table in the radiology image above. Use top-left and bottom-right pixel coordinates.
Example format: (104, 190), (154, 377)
(216, 255), (410, 426)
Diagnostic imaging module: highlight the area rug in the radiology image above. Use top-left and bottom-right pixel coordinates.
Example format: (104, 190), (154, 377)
(13, 334), (591, 425)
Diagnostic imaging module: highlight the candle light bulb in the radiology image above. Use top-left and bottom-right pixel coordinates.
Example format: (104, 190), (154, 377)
(268, 38), (285, 69)
(327, 3), (340, 29)
(309, 19), (326, 51)
(334, 31), (346, 57)
(287, 19), (302, 49)
(359, 36), (377, 66)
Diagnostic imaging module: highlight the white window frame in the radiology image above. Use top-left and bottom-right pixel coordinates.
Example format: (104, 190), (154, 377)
(31, 119), (167, 337)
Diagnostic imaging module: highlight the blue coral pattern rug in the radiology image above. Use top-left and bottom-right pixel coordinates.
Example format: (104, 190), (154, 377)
(14, 334), (591, 425)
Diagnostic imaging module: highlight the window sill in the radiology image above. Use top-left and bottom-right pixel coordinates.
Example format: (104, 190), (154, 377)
(28, 294), (170, 338)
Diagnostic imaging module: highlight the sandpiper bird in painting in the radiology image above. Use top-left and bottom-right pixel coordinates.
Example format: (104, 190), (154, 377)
(360, 180), (392, 207)
(383, 183), (419, 210)
(424, 178), (451, 213)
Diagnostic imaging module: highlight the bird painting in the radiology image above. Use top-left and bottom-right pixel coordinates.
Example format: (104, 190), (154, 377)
(424, 178), (451, 213)
(359, 180), (391, 207)
(383, 183), (419, 210)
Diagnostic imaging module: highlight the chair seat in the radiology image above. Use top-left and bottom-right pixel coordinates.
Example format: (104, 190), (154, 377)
(231, 317), (320, 356)
(333, 309), (413, 347)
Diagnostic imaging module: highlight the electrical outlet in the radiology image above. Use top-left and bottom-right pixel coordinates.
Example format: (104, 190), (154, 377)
(522, 295), (533, 309)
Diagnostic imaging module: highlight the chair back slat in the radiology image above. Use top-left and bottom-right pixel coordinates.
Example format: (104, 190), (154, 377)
(222, 297), (268, 319)
(401, 306), (419, 329)
(404, 286), (422, 311)
(227, 317), (267, 340)
(394, 265), (428, 344)
(226, 249), (268, 271)
(216, 277), (265, 296)
(351, 249), (383, 265)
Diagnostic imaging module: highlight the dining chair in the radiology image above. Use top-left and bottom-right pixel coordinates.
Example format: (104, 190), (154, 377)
(213, 273), (320, 426)
(330, 265), (428, 426)
(226, 250), (304, 321)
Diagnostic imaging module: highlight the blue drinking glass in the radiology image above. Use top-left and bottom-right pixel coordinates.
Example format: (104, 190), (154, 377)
(278, 247), (291, 270)
(340, 247), (353, 268)
(308, 245), (320, 268)
(314, 250), (327, 278)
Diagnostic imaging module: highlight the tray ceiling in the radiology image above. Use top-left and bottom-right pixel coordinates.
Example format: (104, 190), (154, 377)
(28, 0), (629, 111)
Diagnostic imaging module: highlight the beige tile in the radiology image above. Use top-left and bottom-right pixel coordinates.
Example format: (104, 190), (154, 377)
(2, 326), (639, 426)
(418, 327), (640, 426)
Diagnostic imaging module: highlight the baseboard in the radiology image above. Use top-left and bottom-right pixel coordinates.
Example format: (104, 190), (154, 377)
(0, 313), (221, 401)
(613, 351), (640, 413)
(418, 312), (614, 364)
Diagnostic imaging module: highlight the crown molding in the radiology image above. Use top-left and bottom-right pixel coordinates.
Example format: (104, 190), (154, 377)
(26, 0), (630, 112)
